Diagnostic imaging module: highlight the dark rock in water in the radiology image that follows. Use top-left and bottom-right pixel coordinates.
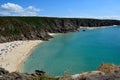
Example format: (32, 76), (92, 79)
(82, 29), (86, 31)
(35, 70), (45, 76)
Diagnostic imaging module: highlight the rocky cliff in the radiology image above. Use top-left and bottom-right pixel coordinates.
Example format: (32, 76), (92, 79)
(0, 17), (120, 43)
(1, 63), (120, 80)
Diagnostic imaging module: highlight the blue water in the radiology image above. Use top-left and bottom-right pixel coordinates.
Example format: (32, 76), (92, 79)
(22, 26), (120, 76)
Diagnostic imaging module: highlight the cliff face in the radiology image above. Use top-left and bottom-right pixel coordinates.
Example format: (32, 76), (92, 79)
(0, 17), (120, 43)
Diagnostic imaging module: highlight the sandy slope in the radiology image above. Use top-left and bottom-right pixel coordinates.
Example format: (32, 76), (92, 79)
(0, 40), (42, 72)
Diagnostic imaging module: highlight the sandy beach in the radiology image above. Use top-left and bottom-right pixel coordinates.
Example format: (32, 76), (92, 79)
(48, 33), (59, 36)
(80, 26), (107, 30)
(0, 40), (43, 72)
(80, 25), (118, 30)
(0, 33), (57, 72)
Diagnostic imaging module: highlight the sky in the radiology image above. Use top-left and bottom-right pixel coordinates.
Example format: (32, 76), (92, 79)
(0, 0), (120, 19)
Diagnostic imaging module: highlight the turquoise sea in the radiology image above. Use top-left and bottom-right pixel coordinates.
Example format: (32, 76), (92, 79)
(22, 26), (120, 76)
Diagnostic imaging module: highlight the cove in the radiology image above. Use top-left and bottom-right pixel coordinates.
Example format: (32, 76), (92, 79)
(21, 26), (120, 76)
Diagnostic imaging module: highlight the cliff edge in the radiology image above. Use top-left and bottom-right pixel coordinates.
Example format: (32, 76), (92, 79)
(1, 63), (120, 80)
(0, 17), (120, 43)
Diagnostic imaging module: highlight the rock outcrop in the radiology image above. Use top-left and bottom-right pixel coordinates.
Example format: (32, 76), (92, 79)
(0, 68), (47, 80)
(60, 63), (120, 80)
(1, 63), (120, 80)
(98, 63), (120, 74)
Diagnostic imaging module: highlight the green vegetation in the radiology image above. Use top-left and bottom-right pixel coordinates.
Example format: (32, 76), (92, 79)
(0, 16), (120, 43)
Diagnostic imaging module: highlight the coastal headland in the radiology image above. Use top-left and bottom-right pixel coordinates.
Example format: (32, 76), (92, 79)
(0, 17), (120, 79)
(0, 17), (120, 43)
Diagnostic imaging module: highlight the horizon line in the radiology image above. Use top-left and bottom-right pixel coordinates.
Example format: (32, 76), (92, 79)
(0, 15), (120, 20)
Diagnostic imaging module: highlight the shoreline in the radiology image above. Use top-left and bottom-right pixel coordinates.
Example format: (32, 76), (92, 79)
(0, 33), (57, 72)
(0, 25), (118, 73)
(0, 40), (43, 72)
(16, 40), (43, 72)
(18, 33), (58, 72)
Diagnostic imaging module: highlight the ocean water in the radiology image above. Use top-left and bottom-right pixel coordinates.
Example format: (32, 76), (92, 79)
(22, 26), (120, 76)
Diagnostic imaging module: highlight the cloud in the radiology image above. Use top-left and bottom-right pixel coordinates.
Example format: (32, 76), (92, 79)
(63, 15), (120, 20)
(79, 16), (120, 20)
(0, 2), (41, 16)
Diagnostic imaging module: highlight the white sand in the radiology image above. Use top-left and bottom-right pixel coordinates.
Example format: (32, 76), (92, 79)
(48, 33), (58, 36)
(80, 25), (118, 30)
(80, 26), (106, 30)
(0, 33), (58, 72)
(0, 40), (42, 72)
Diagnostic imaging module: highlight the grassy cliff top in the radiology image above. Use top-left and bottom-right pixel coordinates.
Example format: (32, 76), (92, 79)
(0, 16), (120, 42)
